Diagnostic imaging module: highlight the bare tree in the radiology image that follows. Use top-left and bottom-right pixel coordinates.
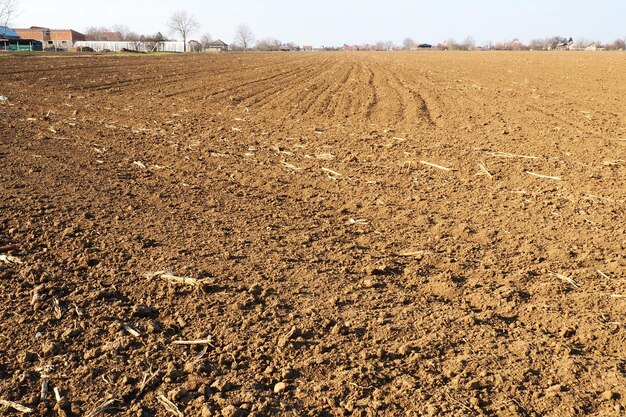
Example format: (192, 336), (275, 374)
(462, 36), (476, 50)
(85, 25), (142, 42)
(528, 38), (547, 50)
(200, 33), (213, 48)
(609, 38), (625, 51)
(256, 37), (282, 51)
(112, 24), (130, 40)
(234, 24), (255, 50)
(0, 0), (18, 35)
(446, 36), (476, 51)
(168, 10), (199, 52)
(85, 26), (107, 41)
(545, 36), (569, 50)
(402, 37), (416, 51)
(143, 32), (167, 52)
(570, 37), (589, 50)
(85, 26), (124, 41)
(445, 38), (459, 50)
(126, 31), (142, 51)
(126, 31), (140, 41)
(373, 41), (393, 51)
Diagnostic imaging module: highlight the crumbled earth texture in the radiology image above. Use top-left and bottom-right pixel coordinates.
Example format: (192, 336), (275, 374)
(1, 51), (626, 416)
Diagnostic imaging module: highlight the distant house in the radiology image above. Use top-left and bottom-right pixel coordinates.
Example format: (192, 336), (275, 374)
(555, 37), (574, 51)
(188, 40), (202, 52)
(505, 39), (525, 51)
(0, 25), (17, 50)
(14, 26), (86, 50)
(585, 43), (603, 51)
(205, 39), (228, 52)
(555, 42), (568, 50)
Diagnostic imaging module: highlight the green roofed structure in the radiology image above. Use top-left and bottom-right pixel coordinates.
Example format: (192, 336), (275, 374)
(1, 26), (43, 51)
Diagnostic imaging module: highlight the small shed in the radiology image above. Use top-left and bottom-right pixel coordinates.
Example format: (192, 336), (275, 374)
(205, 39), (228, 52)
(1, 27), (43, 51)
(2, 39), (43, 51)
(585, 43), (603, 51)
(0, 26), (21, 40)
(1, 26), (19, 50)
(555, 38), (574, 51)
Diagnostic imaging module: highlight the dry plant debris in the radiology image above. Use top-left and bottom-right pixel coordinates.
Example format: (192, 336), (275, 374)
(418, 160), (452, 171)
(84, 399), (120, 417)
(0, 254), (23, 264)
(144, 270), (208, 287)
(157, 394), (184, 417)
(0, 399), (34, 413)
(526, 171), (562, 181)
(549, 271), (579, 288)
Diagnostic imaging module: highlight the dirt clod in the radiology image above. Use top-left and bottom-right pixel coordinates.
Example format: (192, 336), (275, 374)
(211, 379), (233, 393)
(600, 390), (616, 401)
(132, 304), (158, 317)
(19, 351), (37, 363)
(41, 341), (60, 357)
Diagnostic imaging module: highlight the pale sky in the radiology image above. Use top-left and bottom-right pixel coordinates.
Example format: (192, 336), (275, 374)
(11, 0), (626, 46)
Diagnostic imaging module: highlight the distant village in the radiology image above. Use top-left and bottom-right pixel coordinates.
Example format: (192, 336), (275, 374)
(343, 37), (624, 52)
(0, 25), (231, 53)
(0, 24), (624, 53)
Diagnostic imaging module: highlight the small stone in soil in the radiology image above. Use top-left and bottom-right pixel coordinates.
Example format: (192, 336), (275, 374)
(362, 278), (377, 288)
(274, 382), (288, 393)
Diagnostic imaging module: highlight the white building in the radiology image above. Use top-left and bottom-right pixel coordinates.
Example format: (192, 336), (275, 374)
(74, 41), (186, 53)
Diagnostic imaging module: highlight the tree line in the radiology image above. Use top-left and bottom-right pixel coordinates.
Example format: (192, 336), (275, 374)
(84, 13), (268, 53)
(360, 36), (625, 51)
(473, 37), (626, 51)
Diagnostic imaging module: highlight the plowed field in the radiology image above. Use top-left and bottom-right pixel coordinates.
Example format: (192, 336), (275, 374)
(1, 51), (626, 417)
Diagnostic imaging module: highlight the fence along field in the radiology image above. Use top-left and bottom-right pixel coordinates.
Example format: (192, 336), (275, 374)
(0, 51), (625, 416)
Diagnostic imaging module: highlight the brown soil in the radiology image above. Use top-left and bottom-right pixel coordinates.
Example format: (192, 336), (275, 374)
(1, 51), (626, 417)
